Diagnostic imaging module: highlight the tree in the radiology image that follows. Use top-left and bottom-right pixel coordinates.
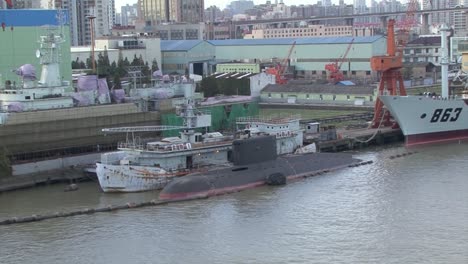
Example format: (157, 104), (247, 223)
(131, 54), (140, 66)
(97, 49), (112, 82)
(113, 74), (122, 90)
(151, 58), (159, 72)
(86, 57), (96, 71)
(71, 57), (81, 69)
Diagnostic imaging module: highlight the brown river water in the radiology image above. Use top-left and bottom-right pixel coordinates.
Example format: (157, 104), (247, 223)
(1, 142), (467, 263)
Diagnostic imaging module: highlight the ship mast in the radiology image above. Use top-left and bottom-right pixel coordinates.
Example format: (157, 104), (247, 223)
(440, 24), (450, 98)
(37, 26), (64, 87)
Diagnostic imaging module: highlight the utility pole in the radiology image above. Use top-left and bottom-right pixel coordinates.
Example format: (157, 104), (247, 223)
(88, 15), (96, 74)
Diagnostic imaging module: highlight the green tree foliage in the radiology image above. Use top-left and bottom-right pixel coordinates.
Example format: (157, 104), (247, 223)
(86, 57), (97, 72)
(111, 50), (127, 90)
(71, 57), (87, 69)
(97, 49), (111, 82)
(151, 58), (159, 72)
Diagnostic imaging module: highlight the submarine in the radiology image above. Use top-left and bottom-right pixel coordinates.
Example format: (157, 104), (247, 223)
(159, 135), (364, 202)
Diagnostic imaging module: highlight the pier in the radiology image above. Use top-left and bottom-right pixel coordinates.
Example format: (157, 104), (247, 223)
(316, 127), (404, 152)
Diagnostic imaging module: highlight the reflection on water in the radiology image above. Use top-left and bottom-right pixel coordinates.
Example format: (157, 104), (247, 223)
(1, 143), (468, 264)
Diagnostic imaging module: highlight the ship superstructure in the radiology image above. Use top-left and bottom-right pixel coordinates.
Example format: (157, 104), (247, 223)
(0, 26), (74, 114)
(96, 87), (305, 192)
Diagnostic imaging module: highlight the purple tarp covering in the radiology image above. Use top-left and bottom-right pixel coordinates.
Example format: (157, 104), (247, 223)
(153, 70), (163, 78)
(15, 64), (36, 81)
(111, 89), (126, 103)
(7, 102), (24, 112)
(77, 75), (98, 91)
(71, 93), (91, 106)
(155, 88), (175, 99)
(98, 78), (109, 96)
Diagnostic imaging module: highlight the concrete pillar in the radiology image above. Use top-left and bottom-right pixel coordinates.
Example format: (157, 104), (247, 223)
(421, 13), (430, 35)
(189, 63), (194, 75)
(380, 16), (388, 31)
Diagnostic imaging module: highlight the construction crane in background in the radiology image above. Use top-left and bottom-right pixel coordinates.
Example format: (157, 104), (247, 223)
(370, 19), (407, 128)
(266, 41), (296, 85)
(325, 38), (354, 84)
(396, 0), (419, 52)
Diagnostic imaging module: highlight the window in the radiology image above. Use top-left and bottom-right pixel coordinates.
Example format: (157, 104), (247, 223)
(351, 71), (356, 75)
(319, 94), (323, 100)
(306, 94), (309, 99)
(366, 71), (371, 75)
(347, 95), (350, 100)
(281, 93), (284, 98)
(268, 93), (271, 98)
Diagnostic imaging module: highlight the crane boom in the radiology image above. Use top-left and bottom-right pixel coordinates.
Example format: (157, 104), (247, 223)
(279, 41), (296, 76)
(338, 38), (355, 70)
(324, 38), (354, 83)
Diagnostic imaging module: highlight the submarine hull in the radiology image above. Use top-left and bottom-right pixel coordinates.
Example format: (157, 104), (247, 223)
(159, 152), (362, 202)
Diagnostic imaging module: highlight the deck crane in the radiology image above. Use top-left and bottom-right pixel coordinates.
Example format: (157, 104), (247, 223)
(370, 0), (419, 128)
(325, 38), (354, 84)
(266, 41), (296, 85)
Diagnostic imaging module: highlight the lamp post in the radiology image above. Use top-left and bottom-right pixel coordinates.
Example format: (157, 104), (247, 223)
(88, 15), (96, 74)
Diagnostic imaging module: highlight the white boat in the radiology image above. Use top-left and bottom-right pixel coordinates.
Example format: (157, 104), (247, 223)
(96, 90), (304, 192)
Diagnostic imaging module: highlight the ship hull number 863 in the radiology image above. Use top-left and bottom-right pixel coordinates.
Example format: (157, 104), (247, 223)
(427, 108), (462, 123)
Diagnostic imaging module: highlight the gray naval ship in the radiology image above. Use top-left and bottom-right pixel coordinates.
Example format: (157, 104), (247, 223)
(160, 135), (365, 202)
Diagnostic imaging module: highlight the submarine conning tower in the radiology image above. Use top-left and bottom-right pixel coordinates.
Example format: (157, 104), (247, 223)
(232, 135), (277, 166)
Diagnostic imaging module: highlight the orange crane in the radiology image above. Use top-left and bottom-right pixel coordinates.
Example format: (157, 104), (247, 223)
(266, 41), (296, 85)
(325, 38), (354, 84)
(370, 0), (419, 128)
(369, 19), (407, 128)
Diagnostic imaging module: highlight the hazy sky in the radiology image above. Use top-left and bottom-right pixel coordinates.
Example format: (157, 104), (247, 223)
(114, 0), (358, 11)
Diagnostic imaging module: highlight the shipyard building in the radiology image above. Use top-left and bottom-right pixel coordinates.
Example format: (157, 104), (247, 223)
(152, 37), (386, 82)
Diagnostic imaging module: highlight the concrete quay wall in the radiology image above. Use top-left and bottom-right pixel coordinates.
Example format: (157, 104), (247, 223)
(0, 103), (161, 155)
(12, 153), (100, 176)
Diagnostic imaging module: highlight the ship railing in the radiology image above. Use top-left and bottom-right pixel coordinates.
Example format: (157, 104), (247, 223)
(118, 142), (145, 150)
(118, 136), (235, 153)
(236, 114), (301, 125)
